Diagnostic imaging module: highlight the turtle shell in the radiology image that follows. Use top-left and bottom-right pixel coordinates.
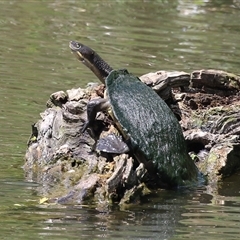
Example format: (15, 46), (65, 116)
(106, 69), (198, 186)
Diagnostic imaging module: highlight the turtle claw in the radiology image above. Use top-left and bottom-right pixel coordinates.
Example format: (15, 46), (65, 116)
(81, 121), (90, 133)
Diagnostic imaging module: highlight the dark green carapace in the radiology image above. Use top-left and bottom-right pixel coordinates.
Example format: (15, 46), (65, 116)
(106, 69), (199, 186)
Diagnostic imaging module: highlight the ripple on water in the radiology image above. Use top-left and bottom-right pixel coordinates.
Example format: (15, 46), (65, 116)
(1, 1), (240, 240)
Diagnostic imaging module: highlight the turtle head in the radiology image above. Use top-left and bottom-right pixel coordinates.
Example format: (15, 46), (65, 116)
(69, 40), (113, 84)
(69, 41), (94, 63)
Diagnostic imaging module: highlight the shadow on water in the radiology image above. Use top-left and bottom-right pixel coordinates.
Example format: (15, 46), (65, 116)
(1, 0), (240, 239)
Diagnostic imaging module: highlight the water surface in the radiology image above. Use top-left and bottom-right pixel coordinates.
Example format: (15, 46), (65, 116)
(1, 0), (240, 239)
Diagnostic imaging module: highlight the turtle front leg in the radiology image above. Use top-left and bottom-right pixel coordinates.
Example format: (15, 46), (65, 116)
(82, 98), (110, 132)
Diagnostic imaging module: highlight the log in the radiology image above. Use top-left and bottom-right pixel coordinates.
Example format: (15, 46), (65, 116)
(25, 69), (240, 207)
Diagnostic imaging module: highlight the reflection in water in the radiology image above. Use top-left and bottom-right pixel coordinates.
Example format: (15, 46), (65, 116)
(0, 186), (211, 239)
(1, 0), (240, 239)
(3, 185), (240, 240)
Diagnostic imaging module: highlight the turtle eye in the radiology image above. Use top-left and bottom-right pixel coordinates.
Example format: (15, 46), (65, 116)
(76, 43), (81, 49)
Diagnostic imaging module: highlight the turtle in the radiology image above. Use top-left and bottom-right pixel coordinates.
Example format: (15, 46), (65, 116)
(69, 40), (199, 186)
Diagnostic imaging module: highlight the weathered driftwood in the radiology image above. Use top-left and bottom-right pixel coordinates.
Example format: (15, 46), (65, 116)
(24, 69), (240, 206)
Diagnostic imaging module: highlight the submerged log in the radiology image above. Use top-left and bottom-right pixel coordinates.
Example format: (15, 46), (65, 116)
(24, 69), (240, 206)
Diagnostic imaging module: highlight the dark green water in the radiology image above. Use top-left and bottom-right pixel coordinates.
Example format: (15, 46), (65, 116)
(1, 0), (240, 239)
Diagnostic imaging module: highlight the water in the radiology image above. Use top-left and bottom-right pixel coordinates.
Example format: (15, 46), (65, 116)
(1, 0), (240, 239)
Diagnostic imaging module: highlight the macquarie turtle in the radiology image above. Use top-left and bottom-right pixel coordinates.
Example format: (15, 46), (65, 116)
(69, 40), (199, 186)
